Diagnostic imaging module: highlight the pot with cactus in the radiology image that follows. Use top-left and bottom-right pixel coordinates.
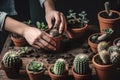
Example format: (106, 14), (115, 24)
(72, 53), (92, 80)
(26, 60), (46, 80)
(98, 2), (120, 38)
(92, 41), (120, 80)
(88, 28), (113, 54)
(1, 50), (23, 79)
(66, 9), (89, 39)
(36, 21), (62, 51)
(48, 58), (68, 80)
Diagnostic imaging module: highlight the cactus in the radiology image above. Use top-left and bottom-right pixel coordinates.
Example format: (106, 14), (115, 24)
(2, 50), (22, 68)
(116, 40), (120, 47)
(49, 27), (60, 37)
(99, 50), (110, 64)
(110, 51), (120, 65)
(73, 54), (91, 74)
(53, 58), (66, 75)
(28, 61), (44, 72)
(98, 28), (113, 41)
(97, 41), (108, 52)
(108, 46), (120, 54)
(104, 2), (112, 16)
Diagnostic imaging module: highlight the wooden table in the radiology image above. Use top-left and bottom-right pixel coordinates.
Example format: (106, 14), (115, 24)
(0, 25), (100, 80)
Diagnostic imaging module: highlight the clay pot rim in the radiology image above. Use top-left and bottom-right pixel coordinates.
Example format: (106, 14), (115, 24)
(48, 64), (68, 77)
(68, 24), (88, 31)
(92, 54), (114, 69)
(71, 66), (91, 77)
(113, 37), (120, 46)
(98, 10), (120, 21)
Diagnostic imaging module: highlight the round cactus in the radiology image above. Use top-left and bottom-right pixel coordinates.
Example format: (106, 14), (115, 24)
(110, 51), (120, 65)
(53, 58), (66, 75)
(2, 50), (22, 68)
(108, 46), (120, 54)
(97, 41), (108, 52)
(73, 54), (91, 74)
(99, 50), (110, 64)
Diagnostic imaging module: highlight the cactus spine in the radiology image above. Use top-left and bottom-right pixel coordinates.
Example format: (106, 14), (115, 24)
(99, 50), (110, 64)
(2, 50), (22, 68)
(97, 41), (108, 52)
(73, 54), (90, 74)
(53, 58), (66, 75)
(110, 52), (120, 65)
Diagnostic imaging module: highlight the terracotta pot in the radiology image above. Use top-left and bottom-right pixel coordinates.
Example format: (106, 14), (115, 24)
(88, 33), (100, 54)
(1, 62), (20, 79)
(72, 66), (92, 80)
(98, 10), (120, 38)
(92, 54), (118, 80)
(48, 64), (68, 80)
(67, 24), (88, 39)
(113, 37), (120, 46)
(26, 64), (45, 80)
(11, 35), (27, 47)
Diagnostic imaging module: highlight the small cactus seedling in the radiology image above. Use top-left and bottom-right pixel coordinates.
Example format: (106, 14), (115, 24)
(97, 41), (108, 52)
(104, 2), (112, 16)
(98, 28), (113, 41)
(28, 60), (44, 72)
(49, 26), (60, 37)
(53, 58), (66, 75)
(2, 50), (22, 68)
(73, 54), (91, 74)
(98, 50), (110, 64)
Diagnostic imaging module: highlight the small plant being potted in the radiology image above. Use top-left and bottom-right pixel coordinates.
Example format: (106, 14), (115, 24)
(72, 53), (92, 80)
(98, 2), (120, 38)
(66, 9), (89, 39)
(92, 41), (120, 80)
(26, 60), (46, 80)
(88, 28), (113, 53)
(1, 50), (23, 79)
(36, 21), (62, 51)
(48, 58), (68, 80)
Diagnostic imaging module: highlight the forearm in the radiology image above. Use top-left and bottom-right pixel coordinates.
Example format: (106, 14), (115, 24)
(4, 17), (29, 36)
(44, 0), (55, 13)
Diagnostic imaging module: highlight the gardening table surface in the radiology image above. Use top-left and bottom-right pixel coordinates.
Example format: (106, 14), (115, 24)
(0, 25), (100, 80)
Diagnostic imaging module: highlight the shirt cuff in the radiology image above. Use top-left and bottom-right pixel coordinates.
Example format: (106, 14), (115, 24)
(39, 0), (46, 7)
(0, 12), (7, 31)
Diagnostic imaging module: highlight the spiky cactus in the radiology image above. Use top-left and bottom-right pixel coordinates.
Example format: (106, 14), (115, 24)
(97, 41), (108, 52)
(98, 28), (113, 41)
(2, 50), (22, 68)
(116, 40), (120, 47)
(110, 51), (120, 65)
(108, 46), (120, 54)
(73, 54), (91, 74)
(53, 58), (66, 75)
(104, 2), (112, 16)
(98, 50), (110, 64)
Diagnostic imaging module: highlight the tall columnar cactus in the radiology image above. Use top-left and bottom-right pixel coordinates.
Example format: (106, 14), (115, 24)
(98, 28), (113, 41)
(97, 41), (108, 52)
(104, 2), (112, 16)
(2, 50), (22, 68)
(73, 54), (91, 74)
(98, 50), (110, 64)
(53, 58), (66, 75)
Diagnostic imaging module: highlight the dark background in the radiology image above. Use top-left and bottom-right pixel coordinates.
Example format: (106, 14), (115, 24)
(0, 0), (120, 53)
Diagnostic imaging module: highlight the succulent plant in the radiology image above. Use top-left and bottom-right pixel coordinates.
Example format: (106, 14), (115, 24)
(49, 27), (60, 37)
(67, 9), (89, 28)
(98, 28), (113, 41)
(108, 46), (120, 54)
(73, 54), (91, 74)
(28, 60), (44, 72)
(53, 58), (66, 75)
(97, 41), (108, 52)
(36, 21), (48, 31)
(98, 50), (110, 64)
(2, 50), (22, 68)
(104, 2), (112, 16)
(21, 47), (28, 54)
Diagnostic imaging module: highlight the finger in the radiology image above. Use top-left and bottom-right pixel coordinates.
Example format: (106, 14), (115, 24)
(32, 44), (41, 49)
(46, 17), (53, 29)
(39, 38), (56, 51)
(41, 32), (56, 47)
(54, 12), (61, 28)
